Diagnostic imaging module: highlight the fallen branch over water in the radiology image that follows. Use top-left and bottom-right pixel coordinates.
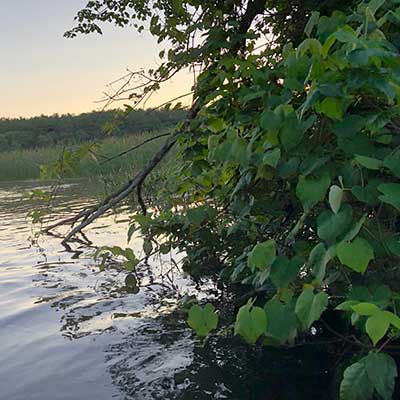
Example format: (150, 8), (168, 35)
(44, 131), (179, 245)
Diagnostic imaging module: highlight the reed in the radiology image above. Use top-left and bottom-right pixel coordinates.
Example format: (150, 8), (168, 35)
(0, 132), (168, 182)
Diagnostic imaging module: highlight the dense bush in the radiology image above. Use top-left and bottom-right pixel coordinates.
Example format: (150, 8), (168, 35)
(69, 0), (400, 397)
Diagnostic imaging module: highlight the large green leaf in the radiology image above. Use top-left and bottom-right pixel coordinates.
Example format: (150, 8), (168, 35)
(378, 183), (400, 211)
(263, 148), (281, 168)
(270, 256), (303, 288)
(337, 238), (374, 273)
(234, 301), (267, 344)
(365, 353), (397, 400)
(188, 303), (218, 337)
(355, 155), (383, 170)
(366, 311), (390, 345)
(296, 172), (331, 210)
(340, 357), (374, 400)
(315, 97), (343, 119)
(248, 240), (276, 271)
(317, 204), (353, 244)
(341, 352), (397, 400)
(295, 287), (328, 329)
(264, 299), (298, 344)
(351, 181), (380, 206)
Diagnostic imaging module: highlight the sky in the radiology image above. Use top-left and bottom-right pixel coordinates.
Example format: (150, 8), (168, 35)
(1, 0), (192, 118)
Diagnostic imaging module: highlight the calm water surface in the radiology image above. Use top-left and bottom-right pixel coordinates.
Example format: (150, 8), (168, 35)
(0, 180), (333, 400)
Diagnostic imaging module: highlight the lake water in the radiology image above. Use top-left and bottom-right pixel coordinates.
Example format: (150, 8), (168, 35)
(0, 180), (333, 400)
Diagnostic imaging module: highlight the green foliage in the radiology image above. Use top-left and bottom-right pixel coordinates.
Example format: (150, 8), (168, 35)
(234, 300), (267, 344)
(340, 352), (397, 400)
(71, 0), (400, 396)
(188, 303), (218, 337)
(248, 240), (276, 271)
(295, 287), (328, 330)
(337, 238), (375, 273)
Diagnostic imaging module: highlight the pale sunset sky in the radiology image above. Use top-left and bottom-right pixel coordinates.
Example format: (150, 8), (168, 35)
(1, 1), (192, 118)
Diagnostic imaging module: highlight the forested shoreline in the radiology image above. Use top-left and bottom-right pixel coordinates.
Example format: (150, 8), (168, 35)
(0, 109), (185, 151)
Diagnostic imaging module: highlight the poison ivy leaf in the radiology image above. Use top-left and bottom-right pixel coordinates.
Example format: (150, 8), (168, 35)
(355, 155), (382, 170)
(315, 97), (343, 120)
(378, 183), (400, 211)
(329, 185), (343, 214)
(248, 240), (276, 271)
(188, 303), (218, 337)
(270, 256), (303, 288)
(317, 205), (353, 243)
(264, 299), (298, 344)
(337, 238), (374, 273)
(234, 301), (267, 344)
(296, 171), (331, 211)
(295, 287), (328, 330)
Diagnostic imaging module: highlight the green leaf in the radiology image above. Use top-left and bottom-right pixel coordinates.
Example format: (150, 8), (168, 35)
(296, 171), (331, 211)
(352, 181), (380, 206)
(304, 11), (320, 37)
(341, 352), (397, 400)
(378, 183), (400, 211)
(143, 239), (153, 256)
(388, 236), (400, 257)
(340, 357), (374, 400)
(248, 240), (276, 271)
(366, 311), (390, 345)
(351, 302), (380, 316)
(309, 243), (328, 283)
(355, 155), (382, 170)
(315, 97), (343, 120)
(264, 299), (298, 344)
(187, 207), (207, 225)
(263, 148), (281, 168)
(270, 256), (303, 288)
(329, 185), (343, 214)
(125, 274), (139, 294)
(295, 288), (328, 330)
(337, 238), (375, 273)
(188, 303), (218, 337)
(365, 353), (397, 400)
(383, 151), (400, 178)
(208, 118), (226, 133)
(335, 300), (359, 311)
(317, 205), (353, 244)
(234, 301), (267, 344)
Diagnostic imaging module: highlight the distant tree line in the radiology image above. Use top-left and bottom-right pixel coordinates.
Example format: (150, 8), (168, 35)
(0, 109), (185, 151)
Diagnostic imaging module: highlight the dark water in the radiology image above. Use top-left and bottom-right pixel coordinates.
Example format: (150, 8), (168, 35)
(0, 181), (334, 400)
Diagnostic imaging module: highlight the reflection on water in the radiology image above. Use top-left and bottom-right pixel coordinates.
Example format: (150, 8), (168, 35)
(0, 180), (333, 400)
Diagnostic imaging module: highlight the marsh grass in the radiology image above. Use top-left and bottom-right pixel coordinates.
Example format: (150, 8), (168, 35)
(0, 132), (169, 181)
